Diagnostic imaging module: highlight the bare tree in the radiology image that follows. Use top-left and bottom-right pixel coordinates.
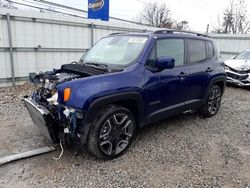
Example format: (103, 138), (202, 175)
(213, 16), (223, 33)
(234, 0), (250, 33)
(214, 0), (250, 34)
(176, 20), (189, 30)
(137, 2), (174, 28)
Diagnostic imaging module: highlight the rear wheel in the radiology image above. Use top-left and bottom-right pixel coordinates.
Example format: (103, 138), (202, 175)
(200, 85), (222, 117)
(87, 105), (136, 159)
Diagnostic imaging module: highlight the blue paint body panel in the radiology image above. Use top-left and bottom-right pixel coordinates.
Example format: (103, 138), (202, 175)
(57, 32), (226, 124)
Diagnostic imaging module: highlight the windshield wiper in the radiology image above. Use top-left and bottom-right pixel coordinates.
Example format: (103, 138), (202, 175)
(85, 62), (111, 72)
(86, 62), (108, 68)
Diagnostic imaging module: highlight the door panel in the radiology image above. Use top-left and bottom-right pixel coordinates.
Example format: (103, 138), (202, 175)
(160, 67), (188, 107)
(143, 69), (162, 116)
(158, 39), (187, 108)
(143, 38), (187, 119)
(183, 62), (211, 103)
(184, 39), (212, 104)
(143, 67), (186, 125)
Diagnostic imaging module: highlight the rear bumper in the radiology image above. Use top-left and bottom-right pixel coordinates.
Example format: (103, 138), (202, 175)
(23, 98), (57, 143)
(225, 70), (250, 87)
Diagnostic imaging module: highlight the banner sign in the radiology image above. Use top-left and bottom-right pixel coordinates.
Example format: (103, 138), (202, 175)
(88, 0), (109, 21)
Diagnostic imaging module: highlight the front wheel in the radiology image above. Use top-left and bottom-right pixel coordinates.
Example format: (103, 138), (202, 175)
(87, 105), (136, 159)
(199, 85), (222, 118)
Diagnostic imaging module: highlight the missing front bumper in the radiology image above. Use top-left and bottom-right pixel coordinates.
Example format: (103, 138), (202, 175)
(225, 70), (250, 87)
(23, 98), (57, 143)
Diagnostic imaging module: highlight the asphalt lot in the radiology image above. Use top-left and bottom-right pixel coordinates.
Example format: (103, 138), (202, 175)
(0, 84), (249, 188)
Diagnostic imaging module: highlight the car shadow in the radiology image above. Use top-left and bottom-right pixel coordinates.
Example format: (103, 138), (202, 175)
(226, 83), (250, 91)
(64, 111), (201, 162)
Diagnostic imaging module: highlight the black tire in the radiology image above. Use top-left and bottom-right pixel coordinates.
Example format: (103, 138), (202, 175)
(87, 105), (136, 160)
(199, 85), (222, 118)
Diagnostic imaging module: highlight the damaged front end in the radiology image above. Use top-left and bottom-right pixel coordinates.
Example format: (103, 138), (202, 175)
(23, 63), (108, 148)
(224, 64), (250, 87)
(224, 56), (250, 87)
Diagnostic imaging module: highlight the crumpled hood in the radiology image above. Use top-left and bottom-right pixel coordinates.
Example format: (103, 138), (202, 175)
(224, 59), (250, 71)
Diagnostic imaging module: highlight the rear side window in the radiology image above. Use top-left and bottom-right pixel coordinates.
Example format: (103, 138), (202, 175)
(157, 39), (184, 66)
(206, 41), (214, 59)
(187, 40), (206, 63)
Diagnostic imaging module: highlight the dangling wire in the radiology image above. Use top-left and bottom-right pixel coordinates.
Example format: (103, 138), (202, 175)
(53, 139), (64, 160)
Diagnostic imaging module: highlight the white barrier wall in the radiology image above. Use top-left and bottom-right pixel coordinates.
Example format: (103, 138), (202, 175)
(1, 9), (250, 86)
(212, 34), (250, 60)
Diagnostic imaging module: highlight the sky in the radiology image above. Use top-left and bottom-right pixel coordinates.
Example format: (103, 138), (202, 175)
(16, 0), (250, 32)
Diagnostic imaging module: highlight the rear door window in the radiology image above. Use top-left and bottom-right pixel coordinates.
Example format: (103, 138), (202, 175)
(187, 40), (206, 63)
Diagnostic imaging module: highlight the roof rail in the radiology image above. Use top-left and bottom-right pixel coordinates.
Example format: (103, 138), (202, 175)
(109, 32), (127, 35)
(154, 29), (211, 38)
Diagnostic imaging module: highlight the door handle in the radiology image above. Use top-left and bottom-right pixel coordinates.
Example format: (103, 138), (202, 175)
(206, 67), (214, 72)
(178, 72), (188, 77)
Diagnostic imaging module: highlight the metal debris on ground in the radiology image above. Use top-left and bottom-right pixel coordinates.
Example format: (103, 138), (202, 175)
(0, 146), (56, 166)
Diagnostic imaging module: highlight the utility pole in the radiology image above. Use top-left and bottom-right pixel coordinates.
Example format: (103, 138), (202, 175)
(206, 24), (210, 34)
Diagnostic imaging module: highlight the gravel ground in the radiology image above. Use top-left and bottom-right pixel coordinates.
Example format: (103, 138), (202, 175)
(0, 84), (249, 188)
(0, 83), (48, 157)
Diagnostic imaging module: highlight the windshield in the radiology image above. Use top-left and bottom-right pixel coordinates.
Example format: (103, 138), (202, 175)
(82, 36), (148, 66)
(234, 51), (250, 60)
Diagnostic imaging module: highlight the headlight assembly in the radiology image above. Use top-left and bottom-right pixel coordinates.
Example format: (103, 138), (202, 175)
(224, 65), (230, 71)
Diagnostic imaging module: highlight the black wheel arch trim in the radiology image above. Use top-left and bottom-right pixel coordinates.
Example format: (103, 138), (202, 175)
(203, 75), (226, 103)
(80, 91), (144, 144)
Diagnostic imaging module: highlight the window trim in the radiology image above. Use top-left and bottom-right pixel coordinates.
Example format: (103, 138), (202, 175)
(205, 41), (214, 60)
(145, 43), (157, 70)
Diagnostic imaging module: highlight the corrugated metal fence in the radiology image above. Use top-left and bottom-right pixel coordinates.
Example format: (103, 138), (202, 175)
(212, 34), (250, 60)
(1, 9), (250, 86)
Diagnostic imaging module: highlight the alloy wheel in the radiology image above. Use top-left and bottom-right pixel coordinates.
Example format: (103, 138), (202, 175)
(208, 87), (221, 115)
(99, 113), (134, 155)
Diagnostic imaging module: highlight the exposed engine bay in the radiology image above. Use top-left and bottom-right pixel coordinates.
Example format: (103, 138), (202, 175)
(24, 63), (109, 151)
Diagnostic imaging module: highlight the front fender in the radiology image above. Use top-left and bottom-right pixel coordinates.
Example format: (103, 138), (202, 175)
(57, 64), (144, 110)
(80, 91), (144, 144)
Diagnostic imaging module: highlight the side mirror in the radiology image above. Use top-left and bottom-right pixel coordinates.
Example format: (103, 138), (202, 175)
(155, 56), (175, 70)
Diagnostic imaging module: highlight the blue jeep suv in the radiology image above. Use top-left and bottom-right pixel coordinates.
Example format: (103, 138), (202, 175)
(24, 30), (226, 159)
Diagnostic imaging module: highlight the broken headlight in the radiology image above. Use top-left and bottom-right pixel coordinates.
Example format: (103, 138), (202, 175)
(224, 65), (230, 71)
